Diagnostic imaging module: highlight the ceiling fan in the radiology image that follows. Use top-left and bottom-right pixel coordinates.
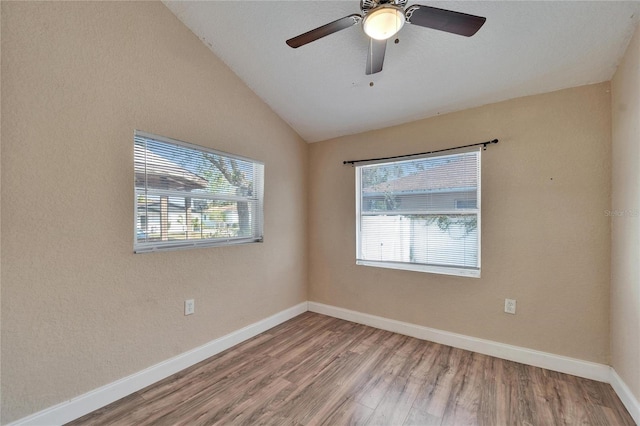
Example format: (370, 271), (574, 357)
(286, 0), (486, 75)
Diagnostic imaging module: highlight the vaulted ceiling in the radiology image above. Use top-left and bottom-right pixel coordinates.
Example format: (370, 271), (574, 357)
(164, 1), (640, 143)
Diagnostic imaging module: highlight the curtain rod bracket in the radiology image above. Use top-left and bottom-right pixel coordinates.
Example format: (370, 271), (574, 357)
(483, 139), (499, 151)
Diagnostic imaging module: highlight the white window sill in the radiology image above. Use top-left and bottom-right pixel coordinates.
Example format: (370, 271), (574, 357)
(134, 237), (263, 254)
(356, 259), (480, 278)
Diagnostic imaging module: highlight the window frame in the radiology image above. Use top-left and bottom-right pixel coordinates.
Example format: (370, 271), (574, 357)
(355, 148), (481, 278)
(133, 130), (264, 254)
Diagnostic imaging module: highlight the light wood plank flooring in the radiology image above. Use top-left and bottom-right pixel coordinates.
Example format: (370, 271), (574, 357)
(68, 312), (635, 425)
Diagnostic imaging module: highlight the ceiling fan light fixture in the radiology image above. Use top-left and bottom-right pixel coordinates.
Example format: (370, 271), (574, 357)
(363, 6), (405, 40)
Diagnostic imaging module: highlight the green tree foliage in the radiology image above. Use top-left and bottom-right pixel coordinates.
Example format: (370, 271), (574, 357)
(416, 214), (477, 237)
(202, 153), (253, 236)
(361, 164), (405, 211)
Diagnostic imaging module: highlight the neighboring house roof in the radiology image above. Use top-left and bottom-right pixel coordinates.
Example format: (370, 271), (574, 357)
(135, 144), (208, 191)
(364, 156), (477, 194)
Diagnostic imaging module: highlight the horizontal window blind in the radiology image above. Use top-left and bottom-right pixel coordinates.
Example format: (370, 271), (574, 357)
(134, 131), (264, 253)
(356, 149), (480, 277)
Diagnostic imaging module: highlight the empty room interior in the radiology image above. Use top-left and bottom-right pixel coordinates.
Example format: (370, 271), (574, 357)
(2, 1), (640, 425)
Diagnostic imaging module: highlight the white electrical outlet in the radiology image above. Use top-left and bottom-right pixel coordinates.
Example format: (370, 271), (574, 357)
(185, 299), (195, 316)
(504, 298), (516, 314)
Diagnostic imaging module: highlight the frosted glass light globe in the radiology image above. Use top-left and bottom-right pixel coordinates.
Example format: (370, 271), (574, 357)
(363, 6), (406, 40)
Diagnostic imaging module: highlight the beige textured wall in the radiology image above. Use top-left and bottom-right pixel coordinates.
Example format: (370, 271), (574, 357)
(0, 2), (307, 423)
(0, 3), (3, 423)
(611, 22), (640, 401)
(309, 83), (611, 364)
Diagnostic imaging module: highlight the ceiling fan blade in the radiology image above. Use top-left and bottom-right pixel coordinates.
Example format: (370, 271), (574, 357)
(286, 14), (362, 48)
(406, 5), (486, 37)
(366, 38), (386, 75)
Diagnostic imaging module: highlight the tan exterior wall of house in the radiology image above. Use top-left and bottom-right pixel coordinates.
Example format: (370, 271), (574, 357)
(0, 2), (308, 422)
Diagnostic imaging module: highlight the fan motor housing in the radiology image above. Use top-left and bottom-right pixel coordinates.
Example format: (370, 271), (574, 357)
(361, 0), (408, 15)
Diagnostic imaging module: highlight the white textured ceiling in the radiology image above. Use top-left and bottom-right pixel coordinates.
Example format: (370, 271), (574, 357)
(164, 1), (640, 143)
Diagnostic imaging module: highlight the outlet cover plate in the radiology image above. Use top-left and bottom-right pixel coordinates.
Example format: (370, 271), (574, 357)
(504, 298), (516, 314)
(185, 299), (195, 316)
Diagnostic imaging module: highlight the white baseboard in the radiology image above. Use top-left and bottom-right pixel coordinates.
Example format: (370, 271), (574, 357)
(610, 368), (640, 424)
(10, 302), (308, 426)
(308, 302), (611, 383)
(11, 300), (640, 426)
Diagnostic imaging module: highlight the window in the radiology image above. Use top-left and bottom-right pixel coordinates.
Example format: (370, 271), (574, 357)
(134, 131), (264, 253)
(356, 149), (480, 277)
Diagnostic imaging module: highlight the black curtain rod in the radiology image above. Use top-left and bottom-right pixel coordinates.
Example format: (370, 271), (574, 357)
(343, 139), (499, 166)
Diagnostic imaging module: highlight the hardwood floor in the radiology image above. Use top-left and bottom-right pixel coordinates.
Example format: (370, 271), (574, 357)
(68, 312), (635, 426)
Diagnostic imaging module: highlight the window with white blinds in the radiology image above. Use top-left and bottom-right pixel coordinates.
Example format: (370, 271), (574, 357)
(134, 131), (264, 253)
(356, 149), (480, 277)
